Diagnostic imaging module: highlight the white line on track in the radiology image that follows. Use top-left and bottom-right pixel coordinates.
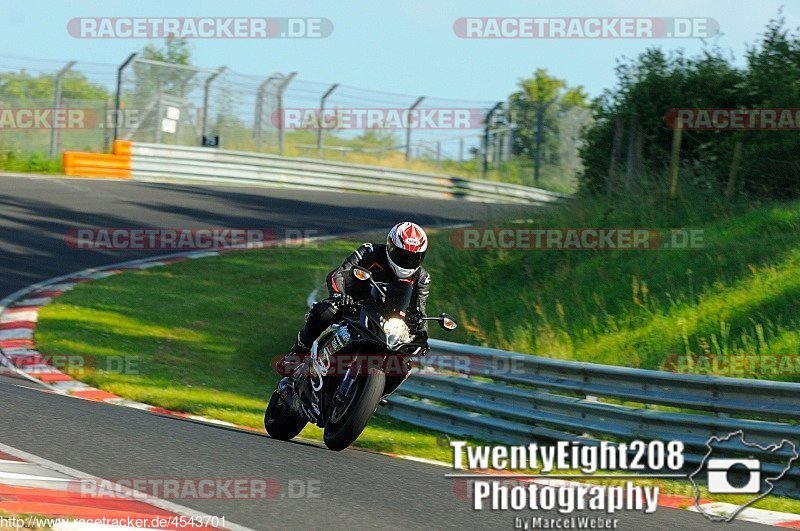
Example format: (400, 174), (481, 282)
(0, 442), (257, 531)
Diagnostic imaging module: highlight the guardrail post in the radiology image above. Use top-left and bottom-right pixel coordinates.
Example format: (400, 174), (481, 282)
(49, 60), (76, 159)
(317, 83), (339, 155)
(113, 53), (137, 144)
(405, 97), (424, 161)
(201, 67), (226, 145)
(276, 72), (297, 156)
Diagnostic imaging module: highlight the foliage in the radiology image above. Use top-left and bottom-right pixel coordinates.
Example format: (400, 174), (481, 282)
(508, 68), (589, 161)
(578, 15), (800, 198)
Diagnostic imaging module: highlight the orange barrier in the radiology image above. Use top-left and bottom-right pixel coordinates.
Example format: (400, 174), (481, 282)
(63, 139), (132, 178)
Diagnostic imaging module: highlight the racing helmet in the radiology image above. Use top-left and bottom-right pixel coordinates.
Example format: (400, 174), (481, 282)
(386, 222), (428, 278)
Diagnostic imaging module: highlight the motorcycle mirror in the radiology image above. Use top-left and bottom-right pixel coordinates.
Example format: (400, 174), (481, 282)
(439, 312), (458, 331)
(352, 267), (372, 281)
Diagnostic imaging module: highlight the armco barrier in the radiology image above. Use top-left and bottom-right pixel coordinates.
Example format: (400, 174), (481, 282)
(63, 140), (131, 179)
(303, 290), (800, 495)
(127, 142), (567, 205)
(387, 339), (800, 496)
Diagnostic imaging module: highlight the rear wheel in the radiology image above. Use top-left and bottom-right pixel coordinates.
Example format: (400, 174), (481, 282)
(323, 368), (385, 451)
(264, 391), (307, 440)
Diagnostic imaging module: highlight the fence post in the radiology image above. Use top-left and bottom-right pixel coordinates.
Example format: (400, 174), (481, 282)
(725, 140), (743, 201)
(483, 102), (502, 178)
(154, 80), (163, 143)
(624, 114), (642, 191)
(103, 98), (112, 152)
(49, 61), (76, 159)
(405, 97), (425, 161)
(317, 83), (339, 154)
(201, 67), (226, 145)
(113, 53), (137, 144)
(435, 142), (441, 168)
(253, 72), (281, 148)
(607, 115), (624, 194)
(494, 129), (503, 168)
(668, 122), (682, 199)
(276, 72), (297, 156)
(533, 98), (557, 184)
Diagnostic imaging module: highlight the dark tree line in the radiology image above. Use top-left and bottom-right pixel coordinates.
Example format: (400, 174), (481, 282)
(579, 15), (800, 199)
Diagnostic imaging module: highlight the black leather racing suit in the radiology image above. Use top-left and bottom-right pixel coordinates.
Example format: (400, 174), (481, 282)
(296, 242), (431, 349)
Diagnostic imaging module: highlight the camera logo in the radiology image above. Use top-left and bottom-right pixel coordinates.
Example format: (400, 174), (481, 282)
(706, 458), (760, 494)
(689, 430), (798, 522)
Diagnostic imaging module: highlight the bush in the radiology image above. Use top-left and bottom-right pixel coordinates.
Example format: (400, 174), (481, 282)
(578, 15), (800, 200)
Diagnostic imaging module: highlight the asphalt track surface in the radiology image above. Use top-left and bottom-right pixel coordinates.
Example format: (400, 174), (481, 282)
(0, 175), (767, 530)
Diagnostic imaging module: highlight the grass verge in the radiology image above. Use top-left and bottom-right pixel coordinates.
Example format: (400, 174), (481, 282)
(33, 194), (800, 512)
(34, 242), (476, 464)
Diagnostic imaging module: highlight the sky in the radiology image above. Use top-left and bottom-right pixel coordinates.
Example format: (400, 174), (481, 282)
(1, 0), (797, 103)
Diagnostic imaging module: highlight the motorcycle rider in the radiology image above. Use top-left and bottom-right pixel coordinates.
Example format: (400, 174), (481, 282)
(284, 221), (431, 369)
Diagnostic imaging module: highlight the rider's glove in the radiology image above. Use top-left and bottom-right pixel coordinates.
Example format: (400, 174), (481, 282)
(407, 310), (425, 332)
(335, 292), (355, 307)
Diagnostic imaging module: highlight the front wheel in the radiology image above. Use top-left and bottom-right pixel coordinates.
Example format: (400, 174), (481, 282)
(264, 391), (307, 441)
(323, 369), (385, 451)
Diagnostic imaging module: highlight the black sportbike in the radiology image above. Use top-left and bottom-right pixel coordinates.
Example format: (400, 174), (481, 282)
(264, 266), (458, 451)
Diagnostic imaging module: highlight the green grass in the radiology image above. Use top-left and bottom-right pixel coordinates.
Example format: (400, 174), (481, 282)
(432, 197), (800, 381)
(33, 193), (800, 513)
(34, 242), (481, 463)
(0, 149), (61, 174)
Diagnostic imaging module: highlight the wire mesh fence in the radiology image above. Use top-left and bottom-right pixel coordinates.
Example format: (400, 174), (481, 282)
(0, 52), (588, 190)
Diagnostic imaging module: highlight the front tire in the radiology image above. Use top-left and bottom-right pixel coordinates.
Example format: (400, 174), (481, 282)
(264, 391), (307, 441)
(323, 369), (385, 451)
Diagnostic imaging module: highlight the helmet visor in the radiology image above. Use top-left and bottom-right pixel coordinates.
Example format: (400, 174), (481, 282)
(388, 247), (424, 271)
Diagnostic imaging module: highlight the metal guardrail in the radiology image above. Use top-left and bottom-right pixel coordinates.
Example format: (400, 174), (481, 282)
(130, 143), (569, 205)
(304, 289), (800, 494)
(385, 339), (800, 496)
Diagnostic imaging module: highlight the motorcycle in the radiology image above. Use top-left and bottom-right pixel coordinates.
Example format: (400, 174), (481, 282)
(264, 265), (458, 451)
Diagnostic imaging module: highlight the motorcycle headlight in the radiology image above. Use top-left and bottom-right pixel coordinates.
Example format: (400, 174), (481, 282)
(383, 318), (411, 346)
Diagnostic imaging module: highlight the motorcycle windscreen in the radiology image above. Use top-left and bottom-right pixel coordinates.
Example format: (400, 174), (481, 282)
(375, 281), (414, 314)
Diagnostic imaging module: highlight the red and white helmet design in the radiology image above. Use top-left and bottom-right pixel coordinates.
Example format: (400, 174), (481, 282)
(386, 222), (428, 278)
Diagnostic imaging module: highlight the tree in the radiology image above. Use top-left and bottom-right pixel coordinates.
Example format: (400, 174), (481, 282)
(0, 70), (108, 105)
(143, 37), (192, 65)
(508, 68), (588, 161)
(506, 69), (588, 184)
(575, 15), (800, 199)
(127, 37), (196, 143)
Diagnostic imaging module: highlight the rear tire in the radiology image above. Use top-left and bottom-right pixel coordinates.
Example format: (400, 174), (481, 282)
(323, 369), (385, 451)
(264, 391), (307, 441)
